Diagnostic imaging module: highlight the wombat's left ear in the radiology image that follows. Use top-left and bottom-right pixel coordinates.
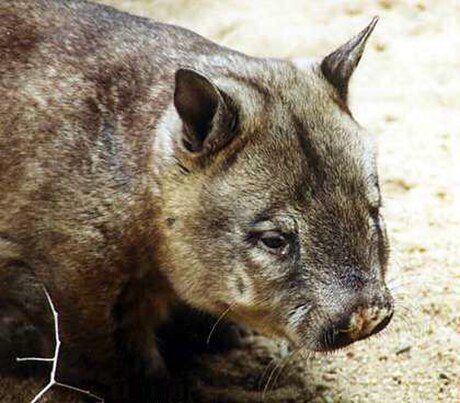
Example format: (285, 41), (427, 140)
(321, 17), (378, 102)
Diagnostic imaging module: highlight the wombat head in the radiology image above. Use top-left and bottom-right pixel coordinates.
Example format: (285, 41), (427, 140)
(157, 18), (393, 351)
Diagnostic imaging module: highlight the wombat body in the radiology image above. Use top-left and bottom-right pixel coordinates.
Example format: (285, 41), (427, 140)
(0, 0), (393, 401)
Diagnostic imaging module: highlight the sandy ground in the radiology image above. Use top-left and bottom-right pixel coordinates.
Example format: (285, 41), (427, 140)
(2, 0), (459, 402)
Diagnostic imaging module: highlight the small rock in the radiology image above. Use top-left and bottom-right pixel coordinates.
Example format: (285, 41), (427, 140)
(439, 373), (450, 381)
(395, 345), (412, 355)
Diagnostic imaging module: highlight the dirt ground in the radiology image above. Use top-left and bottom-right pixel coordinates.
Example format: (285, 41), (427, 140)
(2, 0), (458, 402)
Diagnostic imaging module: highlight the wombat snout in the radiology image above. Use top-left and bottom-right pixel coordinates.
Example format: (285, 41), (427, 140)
(319, 300), (394, 351)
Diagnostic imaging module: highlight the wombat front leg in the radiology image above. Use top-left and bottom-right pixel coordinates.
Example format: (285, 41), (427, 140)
(0, 255), (53, 374)
(113, 278), (173, 401)
(0, 304), (48, 375)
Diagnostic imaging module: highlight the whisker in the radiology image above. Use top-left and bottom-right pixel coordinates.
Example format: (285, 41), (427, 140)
(206, 303), (235, 345)
(262, 343), (307, 401)
(258, 355), (279, 392)
(262, 355), (285, 400)
(269, 349), (299, 396)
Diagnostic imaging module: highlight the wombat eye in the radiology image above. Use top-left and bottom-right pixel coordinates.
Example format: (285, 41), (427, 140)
(259, 231), (289, 254)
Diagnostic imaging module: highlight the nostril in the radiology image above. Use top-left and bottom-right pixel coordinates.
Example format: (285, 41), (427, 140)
(385, 300), (394, 311)
(370, 309), (394, 336)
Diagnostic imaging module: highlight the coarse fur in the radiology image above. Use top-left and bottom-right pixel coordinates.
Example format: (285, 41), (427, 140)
(0, 0), (393, 401)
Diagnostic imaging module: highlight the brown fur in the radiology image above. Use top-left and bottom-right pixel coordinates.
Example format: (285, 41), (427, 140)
(0, 1), (392, 401)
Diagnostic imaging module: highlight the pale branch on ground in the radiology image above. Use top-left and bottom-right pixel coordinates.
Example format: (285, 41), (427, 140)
(16, 287), (104, 403)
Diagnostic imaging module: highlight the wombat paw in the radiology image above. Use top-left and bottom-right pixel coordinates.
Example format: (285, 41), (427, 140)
(142, 345), (168, 379)
(158, 305), (251, 360)
(206, 321), (251, 352)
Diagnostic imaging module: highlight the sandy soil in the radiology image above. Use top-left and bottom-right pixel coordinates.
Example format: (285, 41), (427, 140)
(2, 0), (458, 402)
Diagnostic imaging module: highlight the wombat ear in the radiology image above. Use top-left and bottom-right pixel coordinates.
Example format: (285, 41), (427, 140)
(321, 17), (378, 102)
(174, 68), (237, 154)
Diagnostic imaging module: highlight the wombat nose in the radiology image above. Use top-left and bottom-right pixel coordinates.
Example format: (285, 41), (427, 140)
(321, 305), (394, 351)
(347, 305), (394, 340)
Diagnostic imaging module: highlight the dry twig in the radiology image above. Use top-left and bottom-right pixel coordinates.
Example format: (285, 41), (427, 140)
(16, 287), (104, 403)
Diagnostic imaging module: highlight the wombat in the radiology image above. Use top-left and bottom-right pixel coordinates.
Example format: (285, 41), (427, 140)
(0, 0), (394, 401)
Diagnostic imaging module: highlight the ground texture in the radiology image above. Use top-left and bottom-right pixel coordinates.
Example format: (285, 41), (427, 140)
(2, 0), (459, 402)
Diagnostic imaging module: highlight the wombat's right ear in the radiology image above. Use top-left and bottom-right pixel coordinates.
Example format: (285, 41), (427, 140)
(173, 68), (237, 155)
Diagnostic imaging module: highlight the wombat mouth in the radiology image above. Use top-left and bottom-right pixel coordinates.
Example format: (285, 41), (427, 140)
(317, 310), (394, 352)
